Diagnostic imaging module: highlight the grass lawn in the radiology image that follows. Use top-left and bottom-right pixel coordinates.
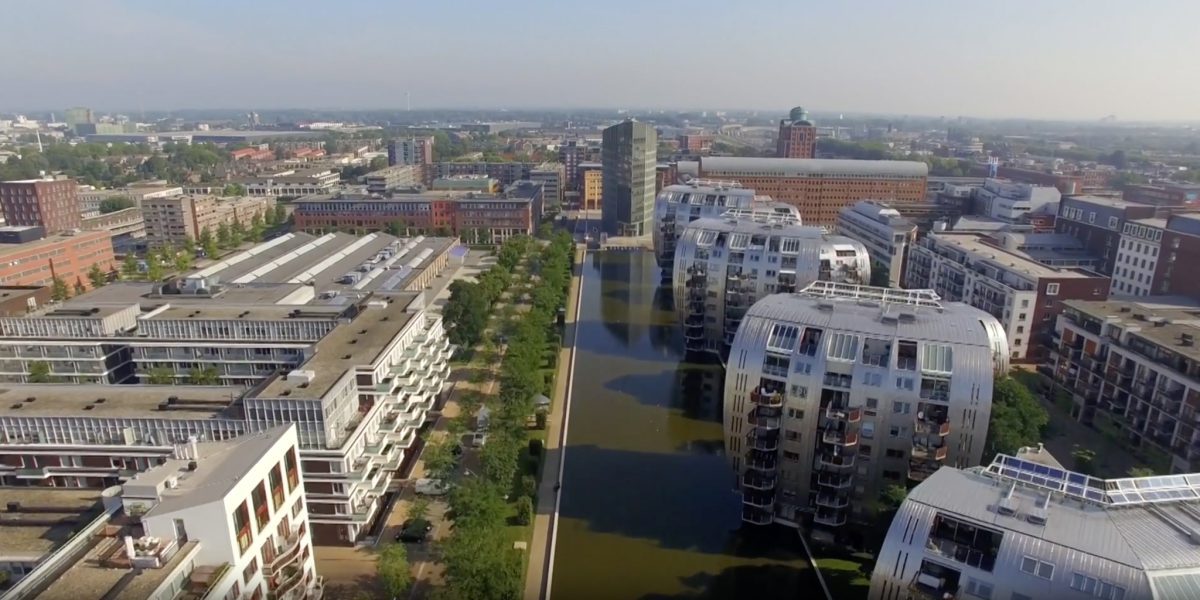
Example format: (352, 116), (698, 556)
(817, 556), (872, 600)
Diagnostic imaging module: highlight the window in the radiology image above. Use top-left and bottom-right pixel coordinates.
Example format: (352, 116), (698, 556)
(861, 422), (875, 439)
(766, 324), (799, 354)
(243, 557), (259, 583)
(1108, 216), (1119, 228)
(892, 401), (911, 414)
(784, 430), (801, 441)
(786, 408), (805, 419)
(866, 398), (878, 409)
(885, 449), (904, 459)
(964, 578), (994, 599)
(922, 344), (953, 373)
(826, 333), (860, 361)
(1070, 573), (1097, 594)
(1020, 556), (1054, 580)
(1096, 581), (1126, 600)
(889, 425), (901, 438)
(783, 451), (800, 461)
(1045, 283), (1060, 296)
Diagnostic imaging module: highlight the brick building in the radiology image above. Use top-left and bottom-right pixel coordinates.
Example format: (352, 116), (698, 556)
(1056, 195), (1165, 276)
(698, 157), (928, 226)
(677, 134), (713, 154)
(142, 195), (275, 245)
(0, 229), (115, 291)
(0, 178), (81, 234)
(776, 106), (817, 159)
(1123, 183), (1200, 207)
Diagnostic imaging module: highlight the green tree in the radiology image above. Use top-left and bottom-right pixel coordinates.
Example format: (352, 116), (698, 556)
(439, 524), (523, 600)
(273, 204), (287, 225)
(514, 495), (533, 526)
(146, 257), (164, 282)
(179, 236), (196, 255)
(99, 196), (135, 214)
(985, 376), (1049, 457)
(87, 263), (108, 288)
(146, 367), (175, 385)
(216, 222), (232, 248)
(386, 221), (404, 237)
(229, 220), (246, 247)
(222, 183), (246, 197)
(408, 497), (431, 522)
(199, 227), (219, 258)
(369, 156), (388, 171)
(1072, 447), (1098, 475)
(51, 276), (69, 301)
(73, 279), (86, 296)
(377, 542), (412, 598)
(121, 254), (140, 279)
(28, 361), (52, 383)
(249, 212), (265, 242)
(422, 439), (459, 479)
(1127, 466), (1156, 477)
(187, 366), (220, 385)
(447, 479), (508, 532)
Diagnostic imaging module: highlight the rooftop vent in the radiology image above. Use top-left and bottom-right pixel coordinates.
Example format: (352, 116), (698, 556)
(24, 397), (35, 403)
(187, 461), (197, 471)
(1026, 494), (1051, 526)
(997, 483), (1018, 517)
(1182, 333), (1195, 347)
(83, 405), (94, 411)
(95, 398), (106, 404)
(9, 404), (21, 410)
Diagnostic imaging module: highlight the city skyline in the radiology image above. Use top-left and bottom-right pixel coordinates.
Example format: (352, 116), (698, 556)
(4, 0), (1200, 121)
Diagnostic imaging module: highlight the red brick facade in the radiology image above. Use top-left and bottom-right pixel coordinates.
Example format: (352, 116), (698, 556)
(0, 179), (81, 233)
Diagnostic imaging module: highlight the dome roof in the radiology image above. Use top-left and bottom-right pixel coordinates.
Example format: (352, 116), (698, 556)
(788, 106), (809, 122)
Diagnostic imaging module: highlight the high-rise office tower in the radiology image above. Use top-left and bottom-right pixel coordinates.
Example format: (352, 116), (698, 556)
(601, 120), (657, 237)
(777, 106), (817, 159)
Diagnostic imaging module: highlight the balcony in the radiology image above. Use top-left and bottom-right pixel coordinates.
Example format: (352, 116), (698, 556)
(742, 506), (774, 525)
(816, 451), (855, 470)
(914, 419), (950, 437)
(177, 562), (232, 600)
(908, 566), (961, 600)
(751, 388), (783, 408)
(744, 456), (778, 472)
(742, 491), (776, 508)
(747, 414), (781, 431)
(745, 430), (778, 452)
(911, 445), (948, 461)
(825, 405), (862, 423)
(861, 353), (891, 368)
(270, 564), (307, 600)
(821, 430), (859, 447)
(742, 473), (776, 490)
(797, 342), (819, 357)
(264, 527), (305, 576)
(816, 473), (852, 489)
(822, 373), (852, 389)
(15, 466), (50, 479)
(813, 508), (847, 527)
(814, 493), (849, 509)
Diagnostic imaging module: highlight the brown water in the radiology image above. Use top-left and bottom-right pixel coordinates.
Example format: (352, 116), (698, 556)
(549, 250), (812, 600)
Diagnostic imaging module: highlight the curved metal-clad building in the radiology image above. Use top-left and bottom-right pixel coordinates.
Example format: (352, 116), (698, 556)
(652, 180), (800, 271)
(723, 282), (1009, 533)
(671, 214), (870, 355)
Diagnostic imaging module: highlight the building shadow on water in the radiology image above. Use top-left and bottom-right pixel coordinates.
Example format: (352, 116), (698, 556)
(636, 563), (818, 600)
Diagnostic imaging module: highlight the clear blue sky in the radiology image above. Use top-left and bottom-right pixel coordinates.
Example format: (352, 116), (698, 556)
(4, 0), (1198, 120)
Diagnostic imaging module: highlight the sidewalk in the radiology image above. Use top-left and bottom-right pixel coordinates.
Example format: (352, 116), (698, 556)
(523, 245), (585, 600)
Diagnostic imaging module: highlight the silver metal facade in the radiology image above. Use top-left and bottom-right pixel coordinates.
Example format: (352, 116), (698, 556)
(652, 181), (794, 270)
(723, 284), (1008, 531)
(671, 216), (870, 355)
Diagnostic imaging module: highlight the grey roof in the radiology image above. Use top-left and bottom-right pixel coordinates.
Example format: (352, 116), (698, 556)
(746, 289), (999, 349)
(134, 425), (293, 517)
(685, 216), (835, 239)
(1151, 573), (1200, 600)
(699, 157), (929, 178)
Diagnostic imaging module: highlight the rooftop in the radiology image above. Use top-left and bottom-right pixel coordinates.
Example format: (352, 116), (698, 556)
(1130, 217), (1170, 229)
(0, 384), (241, 419)
(1063, 194), (1151, 210)
(0, 488), (102, 559)
(1063, 296), (1200, 362)
(257, 295), (420, 400)
(66, 282), (309, 309)
(929, 232), (1101, 280)
(699, 156), (929, 178)
(35, 537), (201, 600)
(0, 229), (108, 259)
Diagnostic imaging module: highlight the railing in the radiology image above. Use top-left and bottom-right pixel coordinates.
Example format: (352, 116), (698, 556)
(742, 492), (775, 508)
(741, 474), (776, 490)
(822, 430), (859, 446)
(825, 405), (862, 423)
(925, 536), (996, 572)
(817, 452), (855, 470)
(814, 493), (849, 509)
(919, 388), (950, 402)
(762, 363), (789, 379)
(908, 571), (960, 600)
(813, 510), (847, 527)
(745, 458), (778, 472)
(747, 415), (780, 430)
(798, 342), (819, 357)
(911, 445), (948, 461)
(816, 473), (852, 489)
(745, 431), (778, 451)
(742, 507), (773, 525)
(272, 564), (307, 599)
(862, 353), (890, 368)
(751, 389), (783, 408)
(914, 420), (950, 436)
(264, 528), (304, 575)
(822, 373), (852, 389)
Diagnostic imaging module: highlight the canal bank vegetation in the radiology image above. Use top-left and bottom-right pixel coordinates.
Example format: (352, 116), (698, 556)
(436, 232), (574, 600)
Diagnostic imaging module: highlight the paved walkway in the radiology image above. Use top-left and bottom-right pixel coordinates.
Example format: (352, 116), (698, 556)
(523, 245), (585, 600)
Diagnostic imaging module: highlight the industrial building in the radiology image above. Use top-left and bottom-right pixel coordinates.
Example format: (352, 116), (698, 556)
(725, 282), (1008, 534)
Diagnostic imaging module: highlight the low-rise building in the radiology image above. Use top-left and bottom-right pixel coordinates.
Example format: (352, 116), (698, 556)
(1108, 213), (1200, 298)
(905, 232), (1109, 362)
(579, 163), (602, 211)
(1123, 182), (1200, 207)
(77, 185), (183, 218)
(726, 283), (1007, 534)
(672, 213), (868, 355)
(973, 178), (1062, 223)
(835, 200), (917, 287)
(431, 175), (499, 193)
(188, 168), (339, 198)
(530, 161), (564, 212)
(872, 453), (1200, 600)
(81, 206), (145, 252)
(142, 195), (275, 244)
(364, 165), (421, 194)
(5, 424), (322, 600)
(0, 228), (115, 291)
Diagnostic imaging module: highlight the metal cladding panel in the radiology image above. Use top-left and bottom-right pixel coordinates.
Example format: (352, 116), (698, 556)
(1152, 573), (1200, 600)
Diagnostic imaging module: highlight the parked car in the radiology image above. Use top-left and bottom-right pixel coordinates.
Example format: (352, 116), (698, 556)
(414, 478), (452, 496)
(395, 518), (433, 543)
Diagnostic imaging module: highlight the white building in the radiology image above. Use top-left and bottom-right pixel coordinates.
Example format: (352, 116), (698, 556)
(871, 451), (1200, 600)
(652, 181), (798, 271)
(725, 282), (1007, 534)
(1110, 218), (1167, 297)
(7, 424), (321, 600)
(973, 178), (1061, 223)
(835, 200), (917, 288)
(672, 212), (868, 354)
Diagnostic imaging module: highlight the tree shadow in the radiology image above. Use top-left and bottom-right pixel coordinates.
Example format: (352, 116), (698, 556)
(636, 563), (817, 600)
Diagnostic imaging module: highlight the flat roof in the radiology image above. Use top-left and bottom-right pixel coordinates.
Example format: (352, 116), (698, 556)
(700, 156), (929, 177)
(257, 295), (420, 400)
(0, 384), (240, 419)
(931, 232), (1099, 279)
(36, 537), (201, 600)
(0, 488), (102, 559)
(0, 229), (108, 259)
(87, 129), (321, 139)
(1064, 297), (1200, 362)
(1129, 217), (1169, 229)
(1064, 194), (1149, 210)
(69, 282), (307, 308)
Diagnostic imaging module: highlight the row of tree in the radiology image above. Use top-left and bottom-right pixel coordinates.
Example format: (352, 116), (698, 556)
(438, 232), (573, 600)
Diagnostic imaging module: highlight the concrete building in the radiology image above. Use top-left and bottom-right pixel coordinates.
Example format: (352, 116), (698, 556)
(559, 140), (587, 189)
(776, 106), (817, 159)
(601, 120), (658, 237)
(973, 178), (1062, 223)
(652, 180), (799, 271)
(674, 216), (869, 356)
(530, 161), (565, 212)
(871, 453), (1200, 600)
(64, 107), (93, 127)
(363, 165), (420, 194)
(4, 425), (322, 600)
(579, 163), (602, 211)
(1123, 182), (1200, 207)
(142, 195), (275, 244)
(387, 137), (434, 167)
(697, 157), (929, 227)
(906, 232), (1110, 362)
(835, 200), (918, 288)
(725, 283), (1007, 534)
(78, 186), (183, 218)
(431, 176), (500, 193)
(0, 228), (115, 291)
(429, 161), (537, 186)
(1107, 213), (1200, 298)
(1052, 297), (1200, 473)
(1056, 195), (1164, 276)
(0, 178), (81, 234)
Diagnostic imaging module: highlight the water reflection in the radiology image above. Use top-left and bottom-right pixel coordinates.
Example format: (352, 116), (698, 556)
(552, 250), (812, 600)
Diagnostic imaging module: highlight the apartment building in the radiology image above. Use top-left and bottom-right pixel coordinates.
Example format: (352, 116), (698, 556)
(1124, 182), (1200, 206)
(972, 178), (1061, 223)
(1053, 297), (1200, 473)
(82, 206), (146, 253)
(363, 165), (420, 194)
(78, 185), (182, 217)
(725, 283), (1007, 534)
(429, 161), (537, 186)
(835, 200), (917, 287)
(905, 232), (1109, 362)
(432, 176), (500, 193)
(292, 182), (542, 243)
(678, 134), (713, 154)
(0, 178), (80, 233)
(578, 163), (602, 211)
(697, 157), (929, 227)
(0, 228), (115, 291)
(871, 453), (1200, 600)
(142, 194), (275, 244)
(1109, 213), (1200, 298)
(5, 425), (322, 600)
(529, 161), (565, 212)
(387, 137), (434, 167)
(1055, 195), (1164, 275)
(672, 217), (868, 355)
(0, 294), (451, 546)
(776, 106), (817, 159)
(653, 181), (793, 271)
(559, 140), (586, 189)
(196, 168), (339, 198)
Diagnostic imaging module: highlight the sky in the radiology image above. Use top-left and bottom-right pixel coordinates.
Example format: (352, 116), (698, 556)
(3, 0), (1199, 121)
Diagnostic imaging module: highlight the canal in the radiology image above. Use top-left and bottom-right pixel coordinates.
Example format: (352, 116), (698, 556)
(550, 249), (814, 600)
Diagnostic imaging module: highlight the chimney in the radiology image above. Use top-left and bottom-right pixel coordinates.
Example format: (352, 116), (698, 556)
(188, 435), (198, 461)
(124, 535), (136, 560)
